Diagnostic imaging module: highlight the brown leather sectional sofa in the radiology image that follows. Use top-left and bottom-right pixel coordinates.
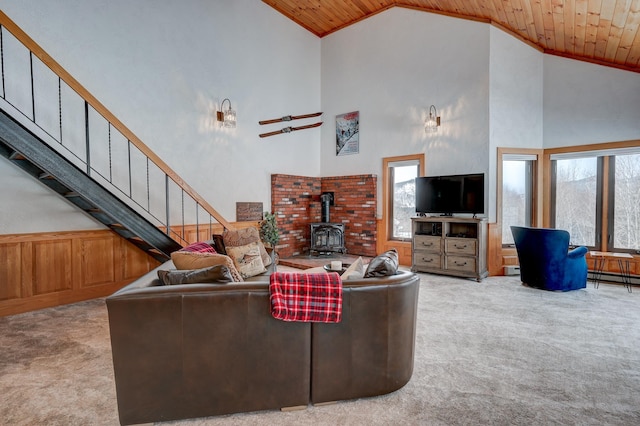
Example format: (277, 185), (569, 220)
(106, 261), (420, 425)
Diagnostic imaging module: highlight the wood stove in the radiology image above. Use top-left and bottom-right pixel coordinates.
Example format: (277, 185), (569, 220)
(310, 223), (346, 255)
(310, 191), (346, 255)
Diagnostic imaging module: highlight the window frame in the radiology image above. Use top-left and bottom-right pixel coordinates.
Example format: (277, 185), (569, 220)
(546, 143), (640, 254)
(497, 148), (542, 247)
(549, 154), (603, 249)
(607, 153), (640, 253)
(382, 154), (425, 242)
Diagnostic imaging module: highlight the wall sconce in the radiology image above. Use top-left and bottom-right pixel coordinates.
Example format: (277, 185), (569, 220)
(216, 98), (236, 128)
(425, 105), (441, 133)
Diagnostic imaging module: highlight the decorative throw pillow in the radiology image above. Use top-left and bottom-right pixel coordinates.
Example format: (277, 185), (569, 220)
(179, 241), (216, 253)
(223, 227), (272, 267)
(170, 251), (243, 282)
(222, 226), (259, 247)
(157, 265), (234, 285)
(225, 242), (267, 279)
(364, 248), (399, 277)
(341, 256), (365, 280)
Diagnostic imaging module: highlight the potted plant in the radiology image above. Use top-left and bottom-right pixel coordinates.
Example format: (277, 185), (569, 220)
(260, 211), (280, 265)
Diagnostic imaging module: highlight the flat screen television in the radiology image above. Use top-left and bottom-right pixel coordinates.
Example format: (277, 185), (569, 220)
(415, 173), (485, 216)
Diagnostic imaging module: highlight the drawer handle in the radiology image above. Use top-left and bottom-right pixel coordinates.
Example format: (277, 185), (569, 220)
(422, 242), (433, 247)
(422, 258), (433, 263)
(455, 261), (467, 266)
(454, 244), (467, 249)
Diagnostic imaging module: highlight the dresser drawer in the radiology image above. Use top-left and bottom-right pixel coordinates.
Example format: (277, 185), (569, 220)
(446, 255), (477, 274)
(414, 235), (441, 252)
(445, 238), (477, 256)
(413, 252), (442, 269)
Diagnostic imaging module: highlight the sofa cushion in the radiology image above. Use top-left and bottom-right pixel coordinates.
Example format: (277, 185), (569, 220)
(223, 227), (272, 267)
(157, 265), (234, 285)
(170, 251), (243, 282)
(226, 242), (267, 279)
(364, 248), (399, 277)
(179, 241), (216, 253)
(341, 256), (365, 280)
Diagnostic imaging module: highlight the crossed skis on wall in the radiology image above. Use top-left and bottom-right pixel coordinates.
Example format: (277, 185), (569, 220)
(258, 112), (322, 138)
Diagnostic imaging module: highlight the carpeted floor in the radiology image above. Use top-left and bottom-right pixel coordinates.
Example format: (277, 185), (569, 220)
(1, 272), (639, 425)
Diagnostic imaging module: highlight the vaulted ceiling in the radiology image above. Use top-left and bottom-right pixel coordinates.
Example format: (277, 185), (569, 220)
(263, 0), (640, 73)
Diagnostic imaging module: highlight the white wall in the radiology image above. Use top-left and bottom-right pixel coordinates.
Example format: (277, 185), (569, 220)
(488, 26), (544, 220)
(320, 8), (490, 218)
(1, 2), (639, 235)
(489, 27), (543, 150)
(0, 0), (321, 233)
(0, 156), (104, 232)
(543, 55), (640, 148)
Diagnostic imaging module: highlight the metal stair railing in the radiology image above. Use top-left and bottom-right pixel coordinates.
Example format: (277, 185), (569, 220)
(0, 11), (232, 248)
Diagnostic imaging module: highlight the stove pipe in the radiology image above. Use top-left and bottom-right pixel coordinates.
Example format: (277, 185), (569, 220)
(320, 192), (333, 223)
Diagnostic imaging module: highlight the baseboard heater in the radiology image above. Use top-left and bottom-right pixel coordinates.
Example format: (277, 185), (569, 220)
(504, 265), (520, 276)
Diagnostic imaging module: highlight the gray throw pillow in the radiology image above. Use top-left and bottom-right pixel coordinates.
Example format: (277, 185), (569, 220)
(364, 248), (399, 277)
(157, 265), (234, 285)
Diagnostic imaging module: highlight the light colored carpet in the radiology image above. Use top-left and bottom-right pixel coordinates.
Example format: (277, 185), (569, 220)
(1, 272), (639, 425)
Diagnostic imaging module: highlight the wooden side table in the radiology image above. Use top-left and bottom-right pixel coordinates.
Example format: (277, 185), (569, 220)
(589, 251), (634, 292)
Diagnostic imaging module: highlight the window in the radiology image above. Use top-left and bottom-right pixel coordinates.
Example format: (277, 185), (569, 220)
(498, 149), (540, 247)
(549, 147), (640, 253)
(611, 153), (640, 251)
(551, 156), (600, 247)
(383, 155), (425, 241)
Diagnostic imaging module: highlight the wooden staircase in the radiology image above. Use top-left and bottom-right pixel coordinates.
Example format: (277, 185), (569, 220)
(0, 110), (182, 262)
(0, 11), (234, 267)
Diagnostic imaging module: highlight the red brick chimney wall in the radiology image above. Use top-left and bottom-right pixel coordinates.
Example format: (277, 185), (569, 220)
(321, 175), (377, 257)
(271, 174), (377, 258)
(270, 174), (321, 258)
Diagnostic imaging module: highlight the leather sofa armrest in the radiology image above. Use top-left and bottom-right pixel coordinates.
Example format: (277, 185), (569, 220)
(109, 260), (174, 297)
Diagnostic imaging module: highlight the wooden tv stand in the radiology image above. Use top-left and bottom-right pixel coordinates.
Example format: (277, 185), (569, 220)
(411, 216), (488, 282)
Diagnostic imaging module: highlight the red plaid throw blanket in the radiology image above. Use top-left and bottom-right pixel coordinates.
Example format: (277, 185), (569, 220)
(269, 272), (343, 323)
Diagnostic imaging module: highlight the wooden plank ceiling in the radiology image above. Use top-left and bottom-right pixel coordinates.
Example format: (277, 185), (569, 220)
(263, 0), (640, 73)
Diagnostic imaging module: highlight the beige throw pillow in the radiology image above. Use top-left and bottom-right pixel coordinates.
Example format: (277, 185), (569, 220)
(226, 242), (267, 279)
(223, 227), (272, 267)
(341, 256), (365, 280)
(170, 251), (243, 282)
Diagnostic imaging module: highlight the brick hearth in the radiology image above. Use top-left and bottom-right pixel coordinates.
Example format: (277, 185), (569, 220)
(271, 174), (377, 259)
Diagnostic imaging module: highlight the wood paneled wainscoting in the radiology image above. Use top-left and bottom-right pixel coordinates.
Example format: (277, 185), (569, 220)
(0, 230), (160, 317)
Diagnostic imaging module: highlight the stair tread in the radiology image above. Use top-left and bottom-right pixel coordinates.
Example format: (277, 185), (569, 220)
(9, 151), (27, 161)
(129, 236), (147, 244)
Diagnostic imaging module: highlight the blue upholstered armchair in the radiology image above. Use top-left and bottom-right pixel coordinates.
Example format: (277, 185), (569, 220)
(510, 226), (588, 291)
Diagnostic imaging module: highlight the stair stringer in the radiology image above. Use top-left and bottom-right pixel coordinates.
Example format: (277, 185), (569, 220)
(0, 109), (182, 262)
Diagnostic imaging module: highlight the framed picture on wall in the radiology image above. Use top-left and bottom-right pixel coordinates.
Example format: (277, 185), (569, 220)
(336, 111), (359, 156)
